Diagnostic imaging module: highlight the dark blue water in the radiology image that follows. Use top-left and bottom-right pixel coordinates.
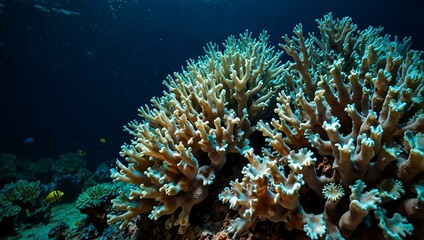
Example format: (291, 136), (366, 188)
(1, 0), (423, 167)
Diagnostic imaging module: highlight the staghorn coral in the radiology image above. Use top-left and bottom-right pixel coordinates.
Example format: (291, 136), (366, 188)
(222, 13), (423, 239)
(108, 30), (285, 234)
(109, 13), (423, 239)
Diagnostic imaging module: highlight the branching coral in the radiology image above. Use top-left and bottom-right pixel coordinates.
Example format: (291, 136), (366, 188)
(399, 180), (424, 220)
(108, 31), (285, 234)
(221, 13), (423, 239)
(339, 180), (381, 237)
(219, 148), (303, 236)
(378, 178), (405, 203)
(109, 13), (423, 239)
(375, 207), (414, 240)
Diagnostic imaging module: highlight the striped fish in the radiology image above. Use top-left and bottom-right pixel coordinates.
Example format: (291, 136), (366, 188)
(45, 190), (64, 204)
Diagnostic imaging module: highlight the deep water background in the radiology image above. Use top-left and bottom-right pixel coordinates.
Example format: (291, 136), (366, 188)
(1, 0), (423, 169)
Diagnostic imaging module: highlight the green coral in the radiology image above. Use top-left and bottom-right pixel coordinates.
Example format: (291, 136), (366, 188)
(0, 179), (42, 207)
(0, 179), (47, 235)
(76, 182), (121, 212)
(0, 202), (20, 221)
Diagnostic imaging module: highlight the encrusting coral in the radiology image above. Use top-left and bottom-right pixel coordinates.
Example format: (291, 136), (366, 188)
(108, 13), (423, 239)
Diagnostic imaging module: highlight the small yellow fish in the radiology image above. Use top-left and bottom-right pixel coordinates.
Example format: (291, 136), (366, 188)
(99, 138), (107, 144)
(45, 190), (64, 204)
(76, 149), (86, 157)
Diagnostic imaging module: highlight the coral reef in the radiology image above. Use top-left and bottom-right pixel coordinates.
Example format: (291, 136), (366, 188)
(108, 30), (285, 234)
(47, 221), (71, 240)
(0, 153), (113, 239)
(76, 182), (121, 214)
(0, 179), (50, 237)
(0, 154), (54, 186)
(24, 157), (54, 183)
(221, 13), (423, 239)
(73, 182), (132, 239)
(108, 13), (423, 239)
(76, 182), (121, 226)
(51, 153), (92, 200)
(52, 153), (87, 175)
